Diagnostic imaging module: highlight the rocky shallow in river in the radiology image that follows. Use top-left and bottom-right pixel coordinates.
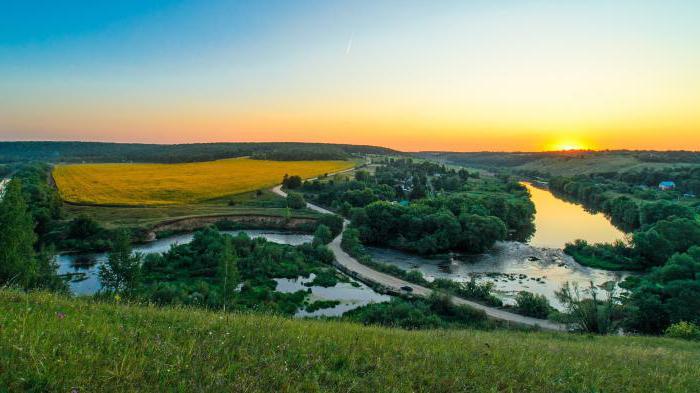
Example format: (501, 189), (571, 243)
(367, 241), (636, 310)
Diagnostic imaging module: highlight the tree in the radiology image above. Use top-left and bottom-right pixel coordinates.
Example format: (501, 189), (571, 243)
(99, 230), (142, 295)
(458, 214), (507, 253)
(313, 224), (333, 245)
(282, 174), (303, 189)
(0, 180), (38, 288)
(68, 215), (102, 239)
(219, 237), (239, 312)
(355, 170), (370, 182)
(286, 192), (306, 209)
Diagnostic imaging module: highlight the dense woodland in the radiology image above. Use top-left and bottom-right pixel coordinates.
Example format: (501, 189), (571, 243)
(299, 158), (535, 255)
(0, 141), (397, 163)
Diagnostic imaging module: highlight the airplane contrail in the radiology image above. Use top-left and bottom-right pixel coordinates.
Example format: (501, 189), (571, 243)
(345, 32), (353, 55)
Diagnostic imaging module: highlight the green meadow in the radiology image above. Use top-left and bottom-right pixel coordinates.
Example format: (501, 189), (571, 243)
(1, 290), (698, 392)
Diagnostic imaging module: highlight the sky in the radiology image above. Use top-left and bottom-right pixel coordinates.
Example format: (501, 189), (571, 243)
(1, 0), (699, 152)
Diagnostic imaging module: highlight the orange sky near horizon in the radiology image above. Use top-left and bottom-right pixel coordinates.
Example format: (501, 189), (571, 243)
(2, 1), (700, 152)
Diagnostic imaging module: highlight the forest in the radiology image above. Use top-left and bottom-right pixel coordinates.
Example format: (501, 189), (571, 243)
(298, 158), (535, 255)
(0, 141), (397, 163)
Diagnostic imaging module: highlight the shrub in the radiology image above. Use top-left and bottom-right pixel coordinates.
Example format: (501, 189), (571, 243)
(312, 224), (333, 245)
(515, 291), (551, 318)
(665, 321), (700, 341)
(282, 174), (303, 189)
(286, 192), (306, 209)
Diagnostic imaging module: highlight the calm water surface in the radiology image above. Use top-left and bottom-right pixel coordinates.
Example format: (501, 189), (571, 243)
(275, 274), (390, 317)
(524, 182), (626, 248)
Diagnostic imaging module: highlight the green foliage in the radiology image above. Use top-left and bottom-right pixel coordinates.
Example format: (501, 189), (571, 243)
(0, 178), (66, 292)
(316, 213), (343, 237)
(458, 214), (508, 253)
(431, 278), (503, 307)
(515, 291), (552, 319)
(0, 180), (39, 288)
(252, 146), (350, 161)
(68, 215), (101, 239)
(640, 200), (694, 226)
(140, 227), (341, 315)
(312, 224), (333, 245)
(665, 321), (700, 341)
(556, 282), (621, 334)
(0, 141), (395, 163)
(282, 174), (303, 189)
(286, 192), (306, 209)
(564, 239), (642, 270)
(633, 218), (700, 267)
(99, 230), (142, 295)
(346, 294), (489, 330)
(623, 247), (700, 334)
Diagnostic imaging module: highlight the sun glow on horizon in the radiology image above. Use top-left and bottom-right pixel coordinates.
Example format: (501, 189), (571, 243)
(546, 141), (590, 152)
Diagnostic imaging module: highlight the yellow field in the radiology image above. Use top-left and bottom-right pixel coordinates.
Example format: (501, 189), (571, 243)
(53, 158), (354, 206)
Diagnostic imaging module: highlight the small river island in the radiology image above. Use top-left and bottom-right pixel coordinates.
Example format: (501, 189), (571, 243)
(367, 182), (635, 309)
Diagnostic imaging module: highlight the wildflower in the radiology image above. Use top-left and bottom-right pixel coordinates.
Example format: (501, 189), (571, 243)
(114, 294), (121, 302)
(56, 312), (66, 320)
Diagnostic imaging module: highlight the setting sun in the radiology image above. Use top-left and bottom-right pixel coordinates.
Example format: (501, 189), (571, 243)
(546, 141), (589, 152)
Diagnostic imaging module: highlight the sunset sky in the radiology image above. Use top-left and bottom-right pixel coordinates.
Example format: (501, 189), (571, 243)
(1, 1), (699, 152)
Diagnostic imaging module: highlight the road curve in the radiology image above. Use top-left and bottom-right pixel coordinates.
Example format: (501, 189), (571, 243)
(271, 184), (567, 332)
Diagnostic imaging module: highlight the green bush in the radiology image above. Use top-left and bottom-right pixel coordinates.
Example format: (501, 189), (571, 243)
(286, 192), (306, 209)
(665, 321), (700, 341)
(515, 291), (551, 318)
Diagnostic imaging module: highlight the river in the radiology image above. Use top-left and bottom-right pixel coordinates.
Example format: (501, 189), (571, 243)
(366, 182), (634, 310)
(57, 229), (389, 316)
(523, 182), (626, 249)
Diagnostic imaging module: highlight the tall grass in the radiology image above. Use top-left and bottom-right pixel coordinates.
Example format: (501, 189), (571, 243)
(1, 290), (699, 392)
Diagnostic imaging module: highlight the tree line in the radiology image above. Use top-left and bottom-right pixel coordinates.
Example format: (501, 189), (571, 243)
(0, 141), (398, 164)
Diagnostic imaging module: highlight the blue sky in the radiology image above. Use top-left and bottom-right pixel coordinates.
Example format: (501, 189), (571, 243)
(1, 1), (699, 151)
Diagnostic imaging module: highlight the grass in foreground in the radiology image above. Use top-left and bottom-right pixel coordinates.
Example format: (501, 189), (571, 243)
(1, 290), (699, 392)
(53, 158), (354, 206)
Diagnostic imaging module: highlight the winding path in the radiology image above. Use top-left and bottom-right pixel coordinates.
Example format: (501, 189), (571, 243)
(271, 183), (567, 332)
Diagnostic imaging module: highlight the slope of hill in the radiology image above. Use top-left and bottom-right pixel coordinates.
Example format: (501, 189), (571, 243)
(1, 290), (698, 392)
(418, 150), (700, 176)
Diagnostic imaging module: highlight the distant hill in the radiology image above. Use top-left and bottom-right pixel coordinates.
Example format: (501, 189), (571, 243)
(417, 150), (700, 176)
(0, 141), (399, 164)
(2, 289), (698, 392)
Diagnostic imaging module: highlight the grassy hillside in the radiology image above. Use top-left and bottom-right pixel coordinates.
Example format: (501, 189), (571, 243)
(420, 151), (700, 177)
(53, 158), (354, 206)
(1, 290), (699, 392)
(516, 153), (696, 177)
